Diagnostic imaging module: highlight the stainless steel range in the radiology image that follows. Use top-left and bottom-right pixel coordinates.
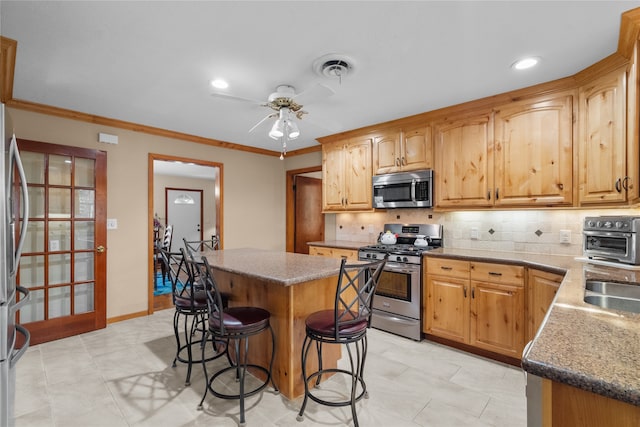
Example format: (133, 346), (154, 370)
(359, 223), (443, 341)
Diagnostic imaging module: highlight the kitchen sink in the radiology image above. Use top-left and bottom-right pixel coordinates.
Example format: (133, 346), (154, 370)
(585, 280), (640, 300)
(584, 280), (640, 314)
(583, 295), (640, 314)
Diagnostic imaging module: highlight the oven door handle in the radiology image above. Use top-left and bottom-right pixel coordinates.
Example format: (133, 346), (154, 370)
(583, 230), (632, 238)
(384, 262), (419, 274)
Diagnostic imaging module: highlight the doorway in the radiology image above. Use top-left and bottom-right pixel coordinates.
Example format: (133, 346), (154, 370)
(148, 153), (222, 313)
(286, 166), (324, 254)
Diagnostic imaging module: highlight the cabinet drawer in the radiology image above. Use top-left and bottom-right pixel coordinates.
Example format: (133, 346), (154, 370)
(309, 246), (357, 261)
(470, 262), (524, 286)
(426, 257), (470, 279)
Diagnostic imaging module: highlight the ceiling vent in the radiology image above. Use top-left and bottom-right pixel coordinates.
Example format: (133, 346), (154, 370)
(313, 54), (355, 82)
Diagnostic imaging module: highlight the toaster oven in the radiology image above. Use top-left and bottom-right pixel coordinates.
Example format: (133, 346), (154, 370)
(583, 216), (640, 265)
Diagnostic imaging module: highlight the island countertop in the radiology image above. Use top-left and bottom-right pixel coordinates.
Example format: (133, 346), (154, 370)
(201, 248), (344, 286)
(424, 247), (640, 407)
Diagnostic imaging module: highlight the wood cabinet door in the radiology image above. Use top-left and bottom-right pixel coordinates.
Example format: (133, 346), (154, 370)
(322, 141), (345, 211)
(579, 67), (627, 204)
(401, 125), (433, 171)
(527, 269), (562, 340)
(372, 131), (400, 174)
(470, 280), (525, 357)
(344, 136), (372, 210)
(494, 94), (574, 206)
(435, 113), (493, 208)
(425, 275), (470, 343)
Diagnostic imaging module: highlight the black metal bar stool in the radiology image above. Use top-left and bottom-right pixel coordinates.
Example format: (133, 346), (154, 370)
(159, 247), (223, 386)
(297, 256), (386, 427)
(195, 256), (278, 426)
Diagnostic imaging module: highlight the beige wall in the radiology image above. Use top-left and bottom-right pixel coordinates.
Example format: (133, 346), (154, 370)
(9, 108), (322, 318)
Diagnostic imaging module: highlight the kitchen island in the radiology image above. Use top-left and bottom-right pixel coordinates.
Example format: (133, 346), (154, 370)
(201, 248), (345, 399)
(425, 248), (640, 426)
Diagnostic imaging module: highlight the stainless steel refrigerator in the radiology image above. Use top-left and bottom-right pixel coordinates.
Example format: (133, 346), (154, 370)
(0, 103), (30, 427)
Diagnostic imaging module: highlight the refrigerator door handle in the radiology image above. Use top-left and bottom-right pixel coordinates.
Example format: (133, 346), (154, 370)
(9, 324), (30, 369)
(8, 134), (29, 275)
(14, 285), (30, 311)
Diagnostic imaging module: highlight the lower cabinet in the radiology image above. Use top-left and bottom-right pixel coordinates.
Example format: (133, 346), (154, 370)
(308, 245), (358, 261)
(425, 257), (526, 358)
(527, 269), (563, 341)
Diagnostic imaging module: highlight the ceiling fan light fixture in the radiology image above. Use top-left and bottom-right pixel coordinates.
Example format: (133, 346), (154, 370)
(269, 120), (284, 139)
(287, 121), (300, 139)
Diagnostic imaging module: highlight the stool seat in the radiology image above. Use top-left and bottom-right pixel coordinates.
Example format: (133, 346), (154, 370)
(305, 310), (368, 338)
(209, 306), (270, 333)
(174, 290), (208, 310)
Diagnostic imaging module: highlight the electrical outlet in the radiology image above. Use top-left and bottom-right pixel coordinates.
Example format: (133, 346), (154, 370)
(470, 227), (479, 240)
(559, 229), (571, 244)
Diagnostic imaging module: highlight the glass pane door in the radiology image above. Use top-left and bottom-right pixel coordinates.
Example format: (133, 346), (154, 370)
(16, 139), (106, 344)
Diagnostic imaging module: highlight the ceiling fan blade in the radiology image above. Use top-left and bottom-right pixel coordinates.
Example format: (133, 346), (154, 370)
(293, 83), (335, 106)
(248, 112), (277, 133)
(210, 91), (264, 105)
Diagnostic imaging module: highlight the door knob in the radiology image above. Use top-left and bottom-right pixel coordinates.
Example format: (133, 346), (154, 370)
(96, 245), (105, 253)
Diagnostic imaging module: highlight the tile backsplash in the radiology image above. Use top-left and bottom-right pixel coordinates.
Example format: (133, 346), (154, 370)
(333, 208), (640, 256)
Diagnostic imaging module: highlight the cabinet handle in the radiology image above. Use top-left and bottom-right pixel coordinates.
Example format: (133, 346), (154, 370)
(487, 190), (491, 200)
(396, 157), (400, 166)
(401, 156), (406, 165)
(440, 266), (452, 271)
(495, 188), (500, 200)
(488, 271), (502, 276)
(615, 178), (622, 193)
(558, 183), (564, 190)
(471, 287), (475, 299)
(463, 286), (467, 298)
(623, 176), (631, 190)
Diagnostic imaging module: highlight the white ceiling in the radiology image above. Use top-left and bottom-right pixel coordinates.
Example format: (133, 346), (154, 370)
(2, 1), (640, 156)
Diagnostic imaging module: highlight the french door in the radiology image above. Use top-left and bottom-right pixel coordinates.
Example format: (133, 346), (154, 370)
(15, 139), (107, 345)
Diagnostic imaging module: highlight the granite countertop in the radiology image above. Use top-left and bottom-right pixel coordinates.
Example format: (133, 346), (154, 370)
(202, 248), (344, 286)
(425, 248), (640, 407)
(307, 240), (371, 250)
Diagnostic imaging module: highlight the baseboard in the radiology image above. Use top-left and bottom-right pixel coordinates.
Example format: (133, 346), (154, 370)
(107, 310), (148, 324)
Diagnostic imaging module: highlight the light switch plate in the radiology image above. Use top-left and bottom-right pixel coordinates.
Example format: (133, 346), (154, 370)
(107, 219), (118, 230)
(559, 229), (571, 244)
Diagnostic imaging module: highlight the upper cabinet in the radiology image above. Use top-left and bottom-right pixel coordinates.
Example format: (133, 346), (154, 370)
(493, 93), (574, 207)
(434, 113), (493, 208)
(578, 66), (631, 204)
(372, 124), (433, 175)
(322, 136), (373, 212)
(434, 92), (574, 209)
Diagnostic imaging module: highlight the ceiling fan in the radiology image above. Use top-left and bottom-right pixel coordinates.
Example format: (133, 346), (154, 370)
(211, 83), (335, 158)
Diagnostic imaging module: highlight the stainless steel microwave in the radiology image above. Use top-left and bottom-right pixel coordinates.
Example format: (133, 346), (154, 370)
(372, 170), (433, 209)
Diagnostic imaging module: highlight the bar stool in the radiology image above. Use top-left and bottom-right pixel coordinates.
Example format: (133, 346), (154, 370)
(195, 256), (278, 426)
(161, 247), (222, 386)
(296, 257), (386, 427)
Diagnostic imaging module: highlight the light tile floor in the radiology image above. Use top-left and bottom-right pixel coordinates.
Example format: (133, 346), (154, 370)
(14, 309), (526, 426)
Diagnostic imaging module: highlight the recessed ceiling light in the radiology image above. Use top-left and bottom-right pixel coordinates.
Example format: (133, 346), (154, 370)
(211, 79), (229, 89)
(512, 57), (540, 70)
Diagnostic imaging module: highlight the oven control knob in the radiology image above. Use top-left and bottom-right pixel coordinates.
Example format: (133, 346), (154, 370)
(587, 220), (596, 228)
(403, 256), (408, 262)
(604, 221), (613, 228)
(616, 221), (625, 229)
